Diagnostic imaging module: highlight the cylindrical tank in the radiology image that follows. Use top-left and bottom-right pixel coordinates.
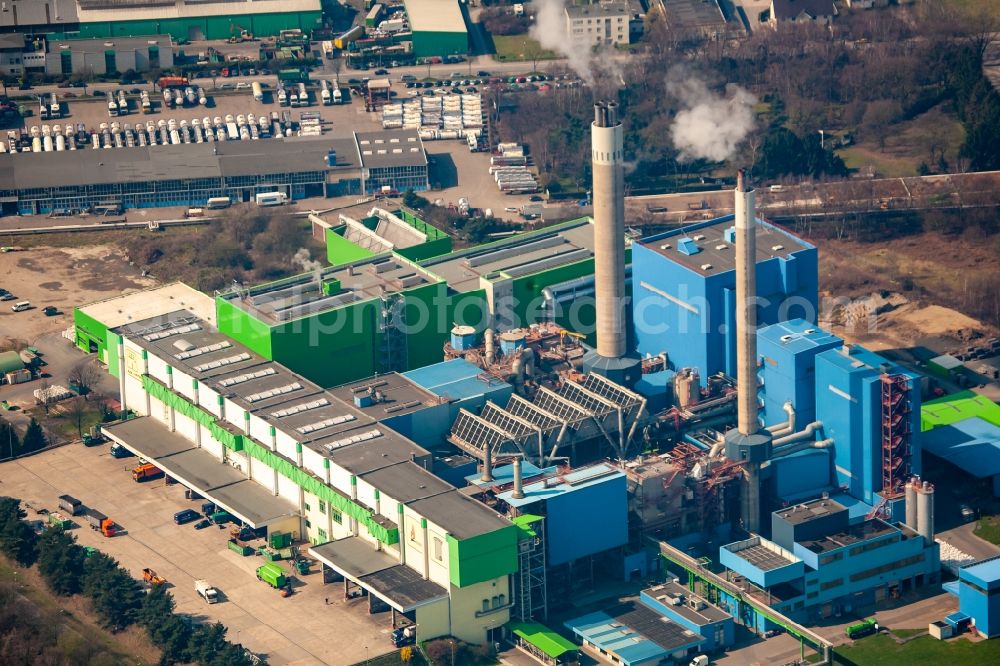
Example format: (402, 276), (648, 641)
(674, 368), (700, 408)
(450, 325), (477, 351)
(905, 477), (918, 530)
(916, 481), (934, 542)
(499, 330), (526, 356)
(512, 457), (525, 499)
(42, 134), (53, 152)
(484, 328), (495, 365)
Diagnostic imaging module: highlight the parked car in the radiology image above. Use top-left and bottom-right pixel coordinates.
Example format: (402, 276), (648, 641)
(193, 519), (211, 530)
(174, 508), (200, 525)
(374, 68), (389, 75)
(960, 503), (976, 522)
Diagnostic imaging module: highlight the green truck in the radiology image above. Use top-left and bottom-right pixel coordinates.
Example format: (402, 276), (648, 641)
(256, 562), (287, 589)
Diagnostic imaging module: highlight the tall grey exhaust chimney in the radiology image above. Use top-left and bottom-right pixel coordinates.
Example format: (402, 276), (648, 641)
(724, 169), (772, 534)
(582, 101), (640, 386)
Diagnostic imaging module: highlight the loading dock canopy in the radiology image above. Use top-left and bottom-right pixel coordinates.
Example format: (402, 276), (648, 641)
(103, 417), (297, 528)
(309, 537), (447, 612)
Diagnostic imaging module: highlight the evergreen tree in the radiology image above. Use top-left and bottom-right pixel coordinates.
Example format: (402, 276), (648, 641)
(36, 527), (84, 595)
(0, 496), (37, 566)
(139, 584), (176, 631)
(92, 567), (144, 631)
(155, 615), (193, 665)
(20, 418), (46, 455)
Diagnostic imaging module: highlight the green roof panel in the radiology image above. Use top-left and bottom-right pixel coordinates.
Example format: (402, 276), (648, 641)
(510, 621), (578, 659)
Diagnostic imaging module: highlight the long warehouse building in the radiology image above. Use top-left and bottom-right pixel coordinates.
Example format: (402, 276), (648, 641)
(89, 284), (516, 645)
(0, 0), (321, 41)
(0, 130), (428, 215)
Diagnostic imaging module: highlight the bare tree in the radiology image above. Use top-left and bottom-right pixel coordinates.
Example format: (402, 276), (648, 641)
(68, 360), (102, 398)
(65, 397), (88, 440)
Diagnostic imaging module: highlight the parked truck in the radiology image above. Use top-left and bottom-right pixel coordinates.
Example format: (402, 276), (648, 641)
(57, 494), (83, 516)
(132, 462), (164, 482)
(84, 509), (117, 537)
(142, 568), (166, 587)
(195, 579), (219, 604)
(256, 563), (288, 589)
(252, 81), (263, 103)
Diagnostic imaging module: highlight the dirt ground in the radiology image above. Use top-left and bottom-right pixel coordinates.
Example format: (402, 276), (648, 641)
(816, 231), (999, 353)
(0, 245), (155, 345)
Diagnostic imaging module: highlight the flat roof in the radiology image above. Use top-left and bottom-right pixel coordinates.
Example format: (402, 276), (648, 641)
(961, 555), (1000, 589)
(360, 462), (453, 503)
(220, 255), (437, 324)
(922, 417), (1000, 479)
(0, 136), (359, 192)
(638, 215), (811, 276)
(402, 0), (467, 34)
(355, 130), (428, 169)
(326, 433), (431, 475)
(75, 0), (320, 22)
(799, 519), (899, 555)
(663, 0), (728, 31)
(103, 417), (297, 527)
(408, 490), (509, 539)
(922, 391), (1000, 431)
(724, 542), (796, 572)
(52, 35), (173, 52)
(329, 373), (438, 421)
(774, 498), (847, 526)
(421, 219), (599, 293)
(78, 283), (216, 330)
(404, 358), (512, 401)
(643, 581), (731, 624)
(567, 601), (703, 661)
(758, 319), (842, 355)
(566, 0), (628, 19)
(0, 0), (78, 28)
(498, 462), (623, 508)
(310, 537), (447, 611)
(104, 417), (195, 458)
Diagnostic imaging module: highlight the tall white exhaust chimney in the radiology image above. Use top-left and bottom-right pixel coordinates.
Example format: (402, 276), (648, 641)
(582, 101), (640, 386)
(724, 169), (772, 534)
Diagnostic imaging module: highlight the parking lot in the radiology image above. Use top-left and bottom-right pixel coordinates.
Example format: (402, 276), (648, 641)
(0, 443), (391, 665)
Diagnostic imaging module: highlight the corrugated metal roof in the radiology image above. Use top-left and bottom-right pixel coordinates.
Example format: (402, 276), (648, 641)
(402, 0), (467, 33)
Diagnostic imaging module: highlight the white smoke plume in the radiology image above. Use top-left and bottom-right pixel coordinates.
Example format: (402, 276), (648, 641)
(292, 248), (323, 273)
(666, 66), (757, 162)
(530, 0), (599, 85)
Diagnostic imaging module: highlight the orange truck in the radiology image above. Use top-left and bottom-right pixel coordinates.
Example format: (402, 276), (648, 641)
(84, 510), (117, 537)
(132, 462), (164, 482)
(142, 568), (166, 586)
(157, 75), (189, 90)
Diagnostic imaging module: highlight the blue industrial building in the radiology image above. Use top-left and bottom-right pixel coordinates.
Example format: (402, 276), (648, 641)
(815, 344), (922, 507)
(757, 319), (842, 428)
(493, 461), (627, 566)
(565, 599), (706, 666)
(945, 555), (1000, 638)
(641, 581), (734, 651)
(719, 498), (939, 624)
(632, 216), (818, 385)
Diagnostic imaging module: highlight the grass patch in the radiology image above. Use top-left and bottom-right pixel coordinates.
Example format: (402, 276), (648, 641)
(838, 145), (920, 178)
(835, 634), (1000, 665)
(940, 0), (1000, 20)
(974, 515), (1000, 545)
(492, 35), (557, 62)
(890, 628), (926, 639)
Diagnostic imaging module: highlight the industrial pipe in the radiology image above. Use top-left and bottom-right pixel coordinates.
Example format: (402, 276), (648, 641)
(766, 402), (796, 437)
(772, 421), (823, 447)
(770, 438), (833, 459)
(709, 434), (726, 458)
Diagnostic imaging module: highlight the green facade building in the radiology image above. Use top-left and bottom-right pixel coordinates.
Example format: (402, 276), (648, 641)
(403, 0), (469, 57)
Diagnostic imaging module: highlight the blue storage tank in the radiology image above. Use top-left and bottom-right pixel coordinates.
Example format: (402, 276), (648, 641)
(450, 324), (477, 351)
(498, 330), (526, 355)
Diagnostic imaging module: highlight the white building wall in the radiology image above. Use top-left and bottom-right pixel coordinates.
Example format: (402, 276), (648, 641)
(301, 446), (327, 479)
(276, 472), (301, 503)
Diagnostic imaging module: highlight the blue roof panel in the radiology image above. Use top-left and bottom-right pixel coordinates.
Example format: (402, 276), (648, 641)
(403, 359), (511, 399)
(922, 417), (1000, 479)
(758, 319), (842, 355)
(566, 611), (668, 665)
(961, 555), (1000, 589)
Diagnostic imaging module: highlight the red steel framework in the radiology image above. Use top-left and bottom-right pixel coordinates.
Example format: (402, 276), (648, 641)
(880, 374), (912, 499)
